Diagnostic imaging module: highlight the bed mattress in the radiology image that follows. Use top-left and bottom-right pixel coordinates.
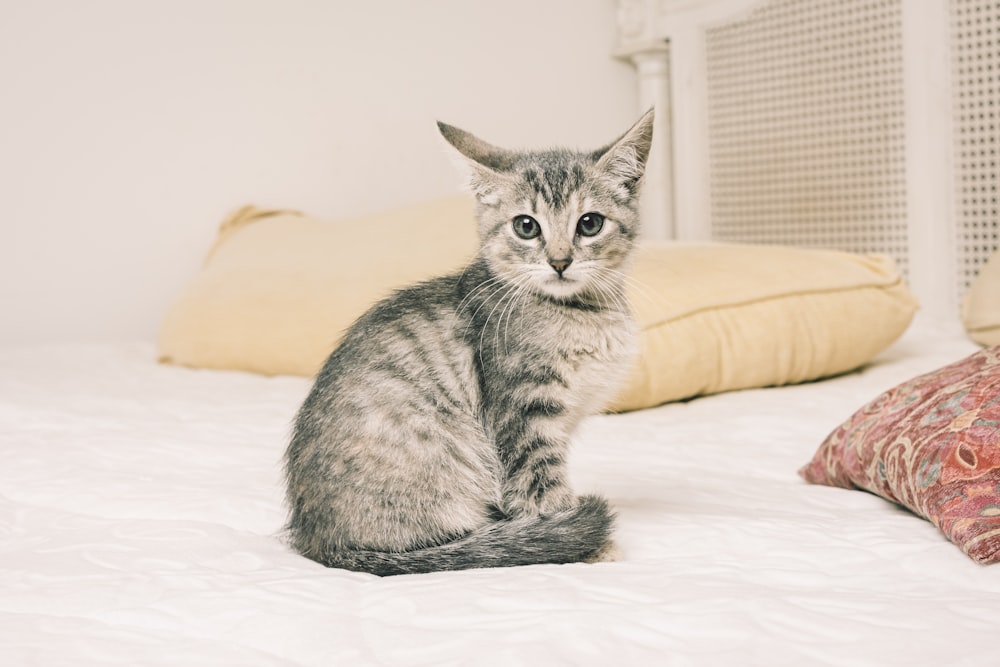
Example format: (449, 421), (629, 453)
(2, 323), (997, 666)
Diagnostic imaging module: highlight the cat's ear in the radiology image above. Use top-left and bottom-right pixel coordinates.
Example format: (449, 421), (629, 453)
(437, 122), (516, 204)
(592, 108), (654, 196)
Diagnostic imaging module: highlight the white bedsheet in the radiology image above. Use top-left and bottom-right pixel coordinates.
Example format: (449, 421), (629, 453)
(2, 323), (998, 666)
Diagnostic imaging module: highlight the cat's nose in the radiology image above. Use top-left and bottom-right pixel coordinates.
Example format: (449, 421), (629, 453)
(548, 257), (572, 276)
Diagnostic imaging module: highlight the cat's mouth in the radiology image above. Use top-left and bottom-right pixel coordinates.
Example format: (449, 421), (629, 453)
(541, 273), (584, 297)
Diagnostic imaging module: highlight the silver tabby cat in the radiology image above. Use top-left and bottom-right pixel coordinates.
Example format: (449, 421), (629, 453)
(284, 110), (654, 575)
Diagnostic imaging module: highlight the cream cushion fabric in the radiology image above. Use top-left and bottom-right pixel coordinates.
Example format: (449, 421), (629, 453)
(158, 196), (479, 379)
(619, 243), (916, 410)
(158, 197), (918, 411)
(962, 248), (1000, 346)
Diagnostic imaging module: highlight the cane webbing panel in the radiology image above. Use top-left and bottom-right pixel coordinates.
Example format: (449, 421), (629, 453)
(704, 0), (909, 277)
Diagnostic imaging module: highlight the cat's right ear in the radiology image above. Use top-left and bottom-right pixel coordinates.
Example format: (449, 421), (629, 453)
(437, 122), (516, 205)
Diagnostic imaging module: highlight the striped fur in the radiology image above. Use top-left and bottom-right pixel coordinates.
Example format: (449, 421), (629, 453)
(284, 111), (654, 575)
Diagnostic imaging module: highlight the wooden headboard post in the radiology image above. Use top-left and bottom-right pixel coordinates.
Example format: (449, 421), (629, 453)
(614, 0), (673, 240)
(899, 0), (958, 322)
(615, 0), (766, 242)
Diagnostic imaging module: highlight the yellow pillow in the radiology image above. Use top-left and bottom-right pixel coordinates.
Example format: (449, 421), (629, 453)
(158, 196), (479, 378)
(962, 248), (1000, 346)
(158, 197), (917, 411)
(618, 243), (916, 410)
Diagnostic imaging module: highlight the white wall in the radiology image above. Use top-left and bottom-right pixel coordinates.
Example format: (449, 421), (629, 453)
(0, 0), (636, 344)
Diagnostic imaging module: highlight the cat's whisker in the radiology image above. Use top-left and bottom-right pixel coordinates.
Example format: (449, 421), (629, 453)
(490, 280), (520, 355)
(588, 270), (629, 315)
(499, 273), (534, 354)
(503, 271), (535, 346)
(600, 267), (664, 312)
(479, 278), (524, 365)
(594, 276), (621, 310)
(459, 274), (507, 316)
(463, 276), (514, 339)
(572, 262), (625, 312)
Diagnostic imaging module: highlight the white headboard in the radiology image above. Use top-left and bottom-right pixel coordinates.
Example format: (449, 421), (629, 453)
(614, 0), (999, 322)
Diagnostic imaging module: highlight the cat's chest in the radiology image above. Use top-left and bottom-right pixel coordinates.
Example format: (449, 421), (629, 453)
(535, 307), (636, 415)
(469, 291), (637, 385)
(533, 306), (637, 375)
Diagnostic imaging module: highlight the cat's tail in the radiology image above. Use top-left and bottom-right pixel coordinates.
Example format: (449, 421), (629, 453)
(312, 494), (615, 576)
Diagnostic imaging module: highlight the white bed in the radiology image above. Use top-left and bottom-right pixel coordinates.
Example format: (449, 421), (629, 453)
(2, 321), (998, 666)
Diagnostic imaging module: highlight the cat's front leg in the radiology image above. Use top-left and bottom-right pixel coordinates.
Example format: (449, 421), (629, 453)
(496, 420), (577, 517)
(501, 465), (576, 517)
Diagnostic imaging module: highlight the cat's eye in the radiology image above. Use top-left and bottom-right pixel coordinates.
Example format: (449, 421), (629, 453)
(512, 215), (541, 240)
(576, 212), (605, 237)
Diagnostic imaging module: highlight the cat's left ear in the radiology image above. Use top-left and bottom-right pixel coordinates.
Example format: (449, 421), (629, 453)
(437, 122), (517, 204)
(592, 108), (655, 196)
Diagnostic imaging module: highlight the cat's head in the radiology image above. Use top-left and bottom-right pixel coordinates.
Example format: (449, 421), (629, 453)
(438, 110), (653, 303)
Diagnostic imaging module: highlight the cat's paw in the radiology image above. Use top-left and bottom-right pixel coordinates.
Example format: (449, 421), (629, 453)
(584, 539), (622, 564)
(503, 486), (576, 517)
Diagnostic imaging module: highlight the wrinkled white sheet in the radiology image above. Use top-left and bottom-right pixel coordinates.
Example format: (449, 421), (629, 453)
(2, 323), (998, 666)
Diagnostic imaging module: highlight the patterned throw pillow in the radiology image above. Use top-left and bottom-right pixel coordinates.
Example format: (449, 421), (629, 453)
(800, 346), (1000, 564)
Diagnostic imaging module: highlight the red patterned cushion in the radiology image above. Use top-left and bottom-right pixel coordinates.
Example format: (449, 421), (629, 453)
(800, 346), (1000, 564)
